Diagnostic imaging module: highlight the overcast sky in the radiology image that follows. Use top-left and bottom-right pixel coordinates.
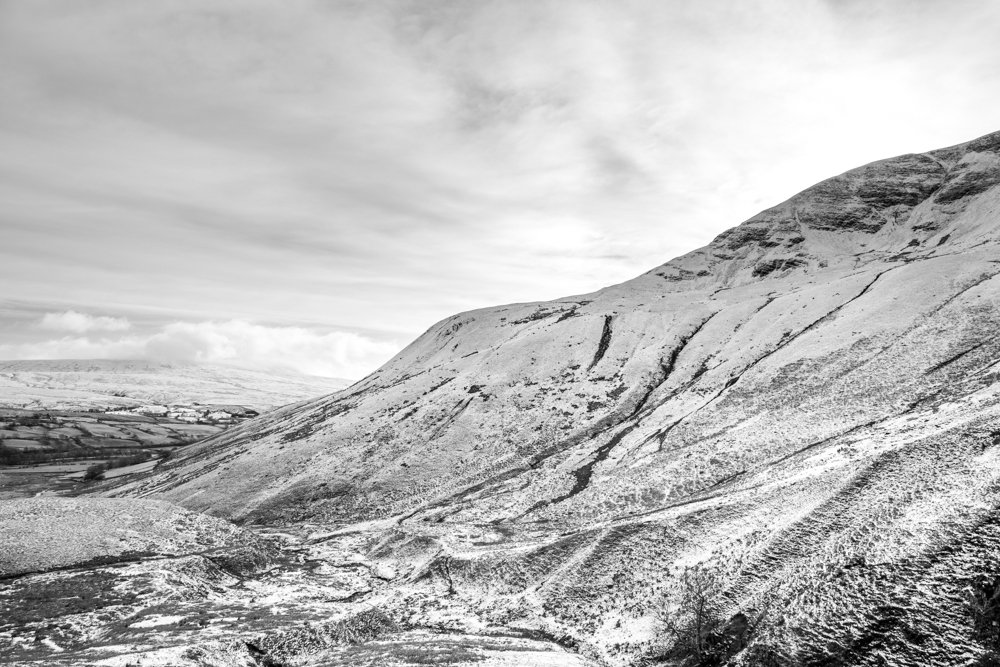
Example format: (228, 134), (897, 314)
(2, 0), (1000, 379)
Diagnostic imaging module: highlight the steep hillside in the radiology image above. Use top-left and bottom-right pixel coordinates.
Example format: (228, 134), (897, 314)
(106, 131), (1000, 665)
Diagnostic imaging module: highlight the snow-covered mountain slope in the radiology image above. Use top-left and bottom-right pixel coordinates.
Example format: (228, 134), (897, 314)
(0, 359), (348, 411)
(107, 131), (1000, 664)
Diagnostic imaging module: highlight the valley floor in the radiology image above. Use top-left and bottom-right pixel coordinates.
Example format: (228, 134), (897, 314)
(0, 512), (595, 667)
(0, 405), (257, 500)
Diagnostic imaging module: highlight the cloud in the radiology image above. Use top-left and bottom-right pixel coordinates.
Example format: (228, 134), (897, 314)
(0, 319), (400, 380)
(39, 310), (131, 333)
(2, 0), (1000, 343)
(142, 320), (399, 379)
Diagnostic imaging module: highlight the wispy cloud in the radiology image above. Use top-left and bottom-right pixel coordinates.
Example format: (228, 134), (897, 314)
(39, 310), (131, 333)
(2, 0), (1000, 365)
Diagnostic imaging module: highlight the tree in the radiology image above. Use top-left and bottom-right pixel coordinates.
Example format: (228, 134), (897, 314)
(660, 563), (723, 666)
(83, 463), (107, 481)
(655, 562), (748, 666)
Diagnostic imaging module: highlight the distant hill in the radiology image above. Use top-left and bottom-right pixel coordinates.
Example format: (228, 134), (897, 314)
(0, 359), (349, 412)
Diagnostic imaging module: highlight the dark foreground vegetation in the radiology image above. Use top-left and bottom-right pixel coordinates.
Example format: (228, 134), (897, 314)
(82, 453), (157, 481)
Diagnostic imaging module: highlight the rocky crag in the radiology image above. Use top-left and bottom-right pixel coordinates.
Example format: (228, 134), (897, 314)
(6, 131), (1000, 666)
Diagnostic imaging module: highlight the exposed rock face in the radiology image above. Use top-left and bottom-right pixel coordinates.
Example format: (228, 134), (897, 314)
(106, 130), (1000, 665)
(736, 152), (946, 239)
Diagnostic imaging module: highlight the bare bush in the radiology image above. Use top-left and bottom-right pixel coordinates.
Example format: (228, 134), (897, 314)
(652, 562), (758, 666)
(657, 563), (726, 665)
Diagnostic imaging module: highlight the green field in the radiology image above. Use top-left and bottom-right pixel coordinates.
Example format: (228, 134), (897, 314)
(0, 406), (253, 497)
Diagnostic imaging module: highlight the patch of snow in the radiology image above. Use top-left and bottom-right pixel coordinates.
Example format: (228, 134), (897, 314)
(128, 614), (186, 628)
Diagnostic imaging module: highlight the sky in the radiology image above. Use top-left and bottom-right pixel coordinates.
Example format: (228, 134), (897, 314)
(2, 0), (1000, 379)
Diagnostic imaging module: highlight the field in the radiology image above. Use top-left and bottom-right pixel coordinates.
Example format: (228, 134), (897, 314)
(0, 406), (253, 498)
(0, 359), (350, 496)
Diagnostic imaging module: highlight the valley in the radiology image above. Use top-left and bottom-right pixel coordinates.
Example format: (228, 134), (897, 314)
(4, 130), (1000, 666)
(0, 361), (348, 499)
(0, 406), (256, 499)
